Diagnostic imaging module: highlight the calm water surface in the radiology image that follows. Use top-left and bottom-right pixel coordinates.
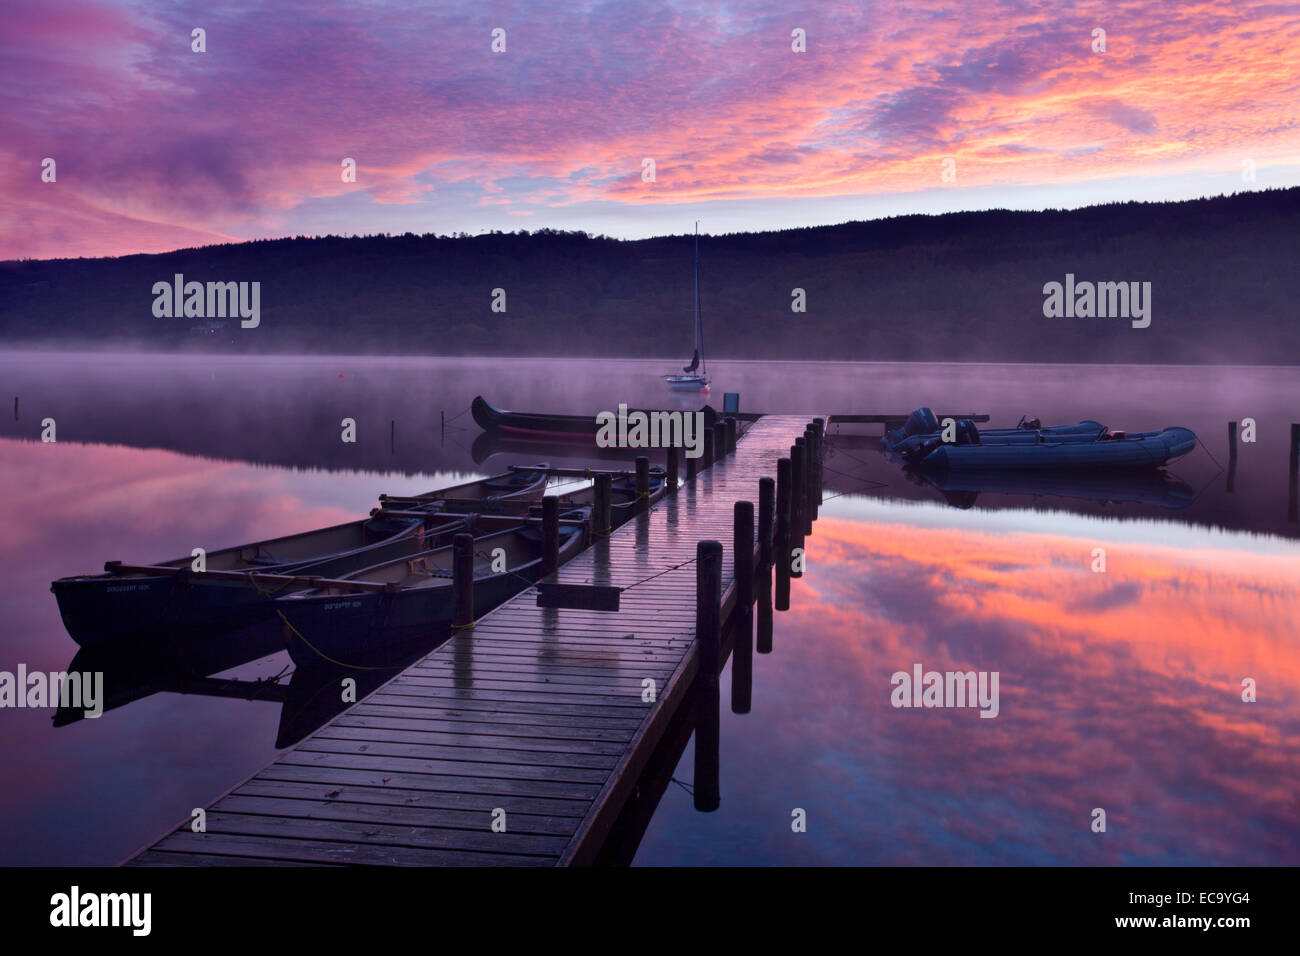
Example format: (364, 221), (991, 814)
(0, 351), (1296, 865)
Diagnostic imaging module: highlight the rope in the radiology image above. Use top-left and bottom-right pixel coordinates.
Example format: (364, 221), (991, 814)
(244, 570), (394, 671)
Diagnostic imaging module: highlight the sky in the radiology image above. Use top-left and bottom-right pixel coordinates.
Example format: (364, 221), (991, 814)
(1, 0), (1297, 260)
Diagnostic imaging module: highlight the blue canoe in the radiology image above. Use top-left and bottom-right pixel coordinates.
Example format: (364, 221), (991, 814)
(884, 407), (1197, 472)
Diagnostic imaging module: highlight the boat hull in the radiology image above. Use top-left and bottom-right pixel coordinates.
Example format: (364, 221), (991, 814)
(281, 526), (585, 667)
(920, 427), (1197, 472)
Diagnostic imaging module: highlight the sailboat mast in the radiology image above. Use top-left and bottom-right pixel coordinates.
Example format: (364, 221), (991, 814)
(694, 221), (705, 375)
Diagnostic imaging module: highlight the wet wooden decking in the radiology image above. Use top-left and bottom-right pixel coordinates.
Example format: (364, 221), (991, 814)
(129, 415), (814, 866)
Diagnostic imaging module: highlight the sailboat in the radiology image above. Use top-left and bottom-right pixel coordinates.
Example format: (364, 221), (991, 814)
(664, 221), (710, 390)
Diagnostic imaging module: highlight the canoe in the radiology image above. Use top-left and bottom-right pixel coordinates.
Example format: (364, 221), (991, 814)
(472, 395), (720, 439)
(50, 466), (551, 648)
(281, 521), (587, 667)
(883, 407), (1197, 471)
(383, 469), (666, 529)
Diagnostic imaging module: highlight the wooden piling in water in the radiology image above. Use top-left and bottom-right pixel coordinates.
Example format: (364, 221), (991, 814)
(812, 419), (825, 517)
(758, 476), (774, 568)
(686, 444), (698, 482)
(799, 434), (813, 536)
(694, 540), (722, 811)
(635, 456), (650, 513)
(732, 501), (754, 715)
(790, 442), (806, 576)
(703, 427), (715, 469)
(541, 496), (559, 575)
(1290, 424), (1300, 475)
(1228, 421), (1238, 462)
(713, 421), (727, 462)
(666, 446), (679, 491)
(775, 457), (792, 610)
(452, 533), (474, 628)
(12, 397), (16, 421)
(726, 417), (737, 454)
(593, 474), (612, 536)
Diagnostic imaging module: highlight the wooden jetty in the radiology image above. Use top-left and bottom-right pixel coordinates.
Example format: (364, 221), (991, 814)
(128, 414), (823, 866)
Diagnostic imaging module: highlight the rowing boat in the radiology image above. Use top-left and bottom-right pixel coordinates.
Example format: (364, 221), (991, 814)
(50, 466), (551, 648)
(472, 395), (720, 440)
(281, 520), (588, 667)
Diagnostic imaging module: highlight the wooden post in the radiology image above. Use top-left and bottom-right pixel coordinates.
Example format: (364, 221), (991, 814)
(756, 559), (773, 654)
(453, 533), (474, 628)
(686, 444), (698, 482)
(799, 433), (813, 535)
(694, 539), (722, 811)
(696, 540), (722, 678)
(12, 397), (16, 421)
(733, 502), (754, 714)
(541, 496), (559, 576)
(713, 421), (727, 463)
(812, 419), (825, 516)
(1291, 424), (1300, 475)
(775, 457), (792, 610)
(635, 456), (650, 512)
(758, 476), (774, 568)
(703, 426), (715, 470)
(390, 419), (395, 454)
(593, 474), (612, 536)
(790, 441), (805, 577)
(666, 445), (679, 491)
(1228, 421), (1238, 462)
(726, 417), (737, 454)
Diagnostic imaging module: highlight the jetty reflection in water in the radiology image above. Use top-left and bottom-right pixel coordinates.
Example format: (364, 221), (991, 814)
(632, 497), (1300, 865)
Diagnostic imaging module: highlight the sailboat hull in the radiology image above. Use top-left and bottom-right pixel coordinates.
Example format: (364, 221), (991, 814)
(664, 375), (709, 389)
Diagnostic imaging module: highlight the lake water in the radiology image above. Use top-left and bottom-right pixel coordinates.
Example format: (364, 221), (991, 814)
(0, 351), (1297, 865)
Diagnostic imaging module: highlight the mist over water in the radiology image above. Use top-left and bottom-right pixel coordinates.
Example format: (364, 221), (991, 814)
(0, 350), (1296, 864)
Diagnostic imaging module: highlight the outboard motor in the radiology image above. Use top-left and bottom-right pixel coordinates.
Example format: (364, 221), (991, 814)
(884, 406), (941, 450)
(955, 419), (980, 445)
(902, 407), (940, 438)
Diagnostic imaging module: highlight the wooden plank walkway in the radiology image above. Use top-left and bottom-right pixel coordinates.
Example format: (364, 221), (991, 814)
(128, 415), (815, 867)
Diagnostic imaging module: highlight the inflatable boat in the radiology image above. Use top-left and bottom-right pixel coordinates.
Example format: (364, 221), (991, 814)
(883, 407), (1197, 472)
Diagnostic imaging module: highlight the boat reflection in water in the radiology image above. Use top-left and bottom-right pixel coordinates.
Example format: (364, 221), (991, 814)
(906, 466), (1197, 511)
(52, 621), (450, 750)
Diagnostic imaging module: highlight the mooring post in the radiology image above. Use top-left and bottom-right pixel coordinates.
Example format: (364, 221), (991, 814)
(812, 418), (825, 515)
(541, 496), (559, 575)
(713, 421), (727, 464)
(694, 539), (722, 811)
(726, 417), (737, 454)
(1228, 421), (1238, 462)
(666, 445), (679, 491)
(790, 442), (806, 577)
(594, 473), (612, 537)
(452, 533), (475, 628)
(758, 476), (774, 568)
(390, 419), (395, 454)
(733, 501), (754, 713)
(703, 426), (715, 470)
(1291, 424), (1300, 476)
(635, 456), (650, 513)
(775, 457), (792, 610)
(799, 434), (813, 536)
(12, 397), (16, 421)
